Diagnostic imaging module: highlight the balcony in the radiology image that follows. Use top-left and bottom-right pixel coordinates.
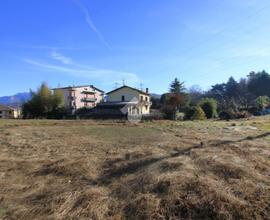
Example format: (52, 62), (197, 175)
(81, 91), (96, 95)
(81, 98), (96, 103)
(139, 100), (152, 106)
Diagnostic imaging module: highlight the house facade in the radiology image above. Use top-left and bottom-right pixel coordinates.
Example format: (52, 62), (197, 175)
(96, 86), (152, 117)
(53, 85), (104, 114)
(0, 105), (21, 119)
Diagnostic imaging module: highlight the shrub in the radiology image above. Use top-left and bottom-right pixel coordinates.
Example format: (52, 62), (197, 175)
(141, 111), (164, 121)
(255, 96), (270, 111)
(191, 106), (206, 120)
(234, 111), (251, 119)
(184, 107), (195, 120)
(161, 105), (175, 120)
(219, 110), (251, 120)
(198, 98), (218, 119)
(22, 83), (65, 119)
(219, 111), (232, 120)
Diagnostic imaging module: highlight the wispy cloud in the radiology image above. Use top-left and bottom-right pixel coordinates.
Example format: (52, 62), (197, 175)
(19, 45), (98, 51)
(74, 0), (112, 50)
(227, 46), (270, 58)
(23, 58), (139, 85)
(50, 51), (72, 64)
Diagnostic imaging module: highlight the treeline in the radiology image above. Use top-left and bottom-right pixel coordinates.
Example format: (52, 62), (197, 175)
(22, 83), (67, 119)
(153, 70), (270, 120)
(22, 70), (270, 120)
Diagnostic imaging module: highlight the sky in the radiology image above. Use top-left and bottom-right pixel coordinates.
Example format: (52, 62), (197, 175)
(1, 0), (270, 96)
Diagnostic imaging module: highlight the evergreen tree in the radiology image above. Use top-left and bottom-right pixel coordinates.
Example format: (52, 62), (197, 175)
(169, 78), (185, 93)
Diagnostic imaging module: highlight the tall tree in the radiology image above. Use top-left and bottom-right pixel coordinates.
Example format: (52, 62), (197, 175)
(161, 78), (187, 120)
(247, 70), (270, 97)
(22, 83), (65, 119)
(169, 78), (185, 93)
(225, 77), (238, 98)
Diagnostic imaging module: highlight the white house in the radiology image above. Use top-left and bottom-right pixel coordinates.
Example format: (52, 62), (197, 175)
(96, 85), (152, 117)
(0, 105), (21, 119)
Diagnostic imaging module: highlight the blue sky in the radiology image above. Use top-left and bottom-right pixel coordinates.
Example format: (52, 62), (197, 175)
(1, 0), (270, 96)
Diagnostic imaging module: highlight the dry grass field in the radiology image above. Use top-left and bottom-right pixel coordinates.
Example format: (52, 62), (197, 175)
(0, 117), (270, 219)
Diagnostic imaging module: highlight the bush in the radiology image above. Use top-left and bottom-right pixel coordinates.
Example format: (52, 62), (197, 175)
(161, 105), (175, 120)
(184, 107), (196, 120)
(219, 111), (233, 120)
(141, 110), (164, 121)
(219, 110), (251, 120)
(234, 111), (251, 119)
(22, 83), (65, 119)
(191, 106), (206, 120)
(198, 98), (218, 119)
(255, 96), (270, 111)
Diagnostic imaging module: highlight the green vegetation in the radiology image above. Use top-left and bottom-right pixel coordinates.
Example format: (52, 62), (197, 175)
(22, 83), (66, 119)
(198, 98), (218, 119)
(154, 71), (270, 121)
(255, 96), (270, 111)
(0, 208), (6, 217)
(191, 106), (206, 120)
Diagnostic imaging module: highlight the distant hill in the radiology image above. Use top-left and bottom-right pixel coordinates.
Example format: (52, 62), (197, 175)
(150, 93), (161, 99)
(0, 92), (31, 107)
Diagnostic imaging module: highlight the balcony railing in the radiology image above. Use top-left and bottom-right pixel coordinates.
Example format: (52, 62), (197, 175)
(81, 91), (96, 95)
(81, 98), (96, 103)
(139, 100), (152, 105)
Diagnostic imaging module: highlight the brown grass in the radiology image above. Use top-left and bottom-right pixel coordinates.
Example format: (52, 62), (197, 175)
(0, 118), (270, 219)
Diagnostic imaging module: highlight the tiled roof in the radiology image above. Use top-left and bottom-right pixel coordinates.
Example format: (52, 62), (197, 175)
(106, 85), (149, 95)
(0, 104), (15, 111)
(53, 85), (104, 93)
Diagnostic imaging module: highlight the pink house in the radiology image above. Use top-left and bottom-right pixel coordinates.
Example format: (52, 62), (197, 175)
(53, 85), (104, 114)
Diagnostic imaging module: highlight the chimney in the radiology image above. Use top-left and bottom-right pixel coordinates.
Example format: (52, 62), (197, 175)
(146, 88), (149, 94)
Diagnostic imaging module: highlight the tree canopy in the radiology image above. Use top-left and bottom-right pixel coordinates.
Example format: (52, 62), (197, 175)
(169, 78), (185, 93)
(23, 83), (65, 119)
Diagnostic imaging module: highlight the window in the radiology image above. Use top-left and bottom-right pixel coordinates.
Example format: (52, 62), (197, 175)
(122, 96), (125, 101)
(0, 111), (2, 114)
(140, 96), (143, 101)
(145, 97), (148, 102)
(145, 106), (148, 111)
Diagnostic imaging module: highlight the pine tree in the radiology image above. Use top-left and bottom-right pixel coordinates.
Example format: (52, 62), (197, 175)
(169, 78), (185, 93)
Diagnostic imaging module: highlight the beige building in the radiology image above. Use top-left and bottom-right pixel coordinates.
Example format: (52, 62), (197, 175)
(0, 105), (21, 119)
(53, 85), (104, 114)
(96, 86), (152, 116)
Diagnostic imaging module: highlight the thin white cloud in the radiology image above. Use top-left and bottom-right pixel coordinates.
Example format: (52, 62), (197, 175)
(50, 51), (72, 64)
(23, 58), (139, 85)
(227, 47), (270, 58)
(74, 0), (112, 50)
